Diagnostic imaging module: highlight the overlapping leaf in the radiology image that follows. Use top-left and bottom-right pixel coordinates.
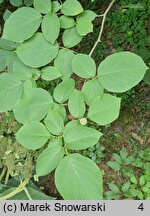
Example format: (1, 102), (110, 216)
(2, 7), (42, 43)
(88, 94), (121, 125)
(14, 88), (53, 124)
(16, 33), (59, 68)
(16, 121), (50, 150)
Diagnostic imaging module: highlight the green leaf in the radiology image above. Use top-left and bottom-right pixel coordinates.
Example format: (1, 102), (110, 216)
(54, 49), (74, 80)
(76, 21), (93, 36)
(33, 0), (51, 14)
(68, 90), (85, 118)
(41, 66), (62, 81)
(140, 176), (146, 186)
(53, 78), (75, 103)
(24, 0), (33, 7)
(98, 52), (148, 93)
(2, 7), (42, 43)
(130, 175), (137, 185)
(0, 0), (3, 4)
(36, 139), (64, 176)
(42, 13), (60, 44)
(72, 54), (96, 78)
(109, 183), (120, 193)
(16, 121), (50, 150)
(0, 74), (23, 112)
(61, 0), (83, 16)
(62, 27), (82, 48)
(3, 9), (12, 21)
(63, 121), (102, 150)
(143, 70), (150, 85)
(124, 156), (134, 165)
(59, 15), (75, 29)
(122, 181), (130, 193)
(44, 110), (64, 135)
(52, 103), (66, 120)
(76, 10), (96, 36)
(107, 161), (121, 171)
(0, 38), (19, 51)
(55, 153), (103, 200)
(113, 153), (122, 164)
(16, 33), (59, 68)
(10, 0), (23, 7)
(82, 79), (104, 105)
(120, 149), (128, 161)
(88, 94), (121, 126)
(77, 10), (97, 22)
(12, 56), (33, 81)
(0, 49), (7, 71)
(52, 1), (61, 13)
(14, 88), (53, 124)
(1, 51), (16, 73)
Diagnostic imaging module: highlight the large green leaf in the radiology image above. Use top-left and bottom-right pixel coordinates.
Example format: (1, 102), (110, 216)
(36, 139), (64, 176)
(44, 110), (64, 135)
(82, 79), (104, 105)
(59, 15), (75, 29)
(98, 52), (148, 93)
(14, 88), (53, 124)
(42, 13), (60, 44)
(63, 121), (102, 150)
(2, 7), (42, 43)
(53, 78), (75, 103)
(33, 0), (51, 14)
(54, 49), (74, 80)
(0, 74), (23, 112)
(61, 0), (83, 16)
(68, 90), (85, 118)
(41, 66), (62, 81)
(55, 153), (103, 200)
(72, 54), (96, 78)
(16, 33), (59, 68)
(62, 27), (82, 48)
(88, 94), (121, 125)
(16, 121), (50, 150)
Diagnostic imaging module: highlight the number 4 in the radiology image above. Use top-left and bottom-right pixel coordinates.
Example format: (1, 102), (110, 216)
(138, 203), (144, 211)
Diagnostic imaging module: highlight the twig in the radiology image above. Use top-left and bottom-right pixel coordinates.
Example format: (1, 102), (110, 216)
(89, 0), (116, 56)
(23, 187), (32, 200)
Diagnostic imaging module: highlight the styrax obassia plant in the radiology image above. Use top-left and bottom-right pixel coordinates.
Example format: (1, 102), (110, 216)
(0, 0), (149, 200)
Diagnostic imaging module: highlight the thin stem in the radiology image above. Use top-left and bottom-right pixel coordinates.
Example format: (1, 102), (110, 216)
(89, 0), (116, 57)
(64, 146), (69, 156)
(23, 187), (32, 200)
(4, 169), (9, 185)
(0, 166), (7, 182)
(0, 180), (28, 200)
